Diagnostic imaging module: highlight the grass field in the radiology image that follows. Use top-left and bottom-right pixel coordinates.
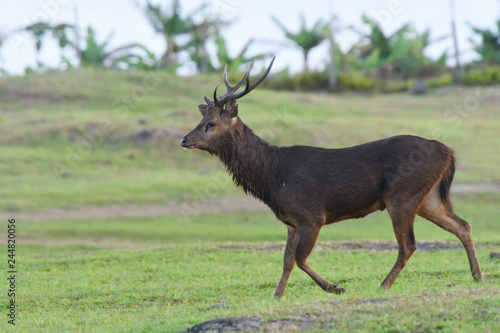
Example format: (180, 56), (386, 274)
(0, 70), (500, 211)
(0, 69), (499, 332)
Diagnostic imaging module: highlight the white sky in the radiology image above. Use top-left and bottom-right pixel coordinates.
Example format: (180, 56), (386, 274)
(0, 0), (499, 75)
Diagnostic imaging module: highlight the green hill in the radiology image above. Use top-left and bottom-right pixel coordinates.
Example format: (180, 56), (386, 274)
(1, 69), (499, 211)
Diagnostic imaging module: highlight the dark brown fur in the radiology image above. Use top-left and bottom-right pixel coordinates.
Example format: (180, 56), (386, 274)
(181, 63), (483, 298)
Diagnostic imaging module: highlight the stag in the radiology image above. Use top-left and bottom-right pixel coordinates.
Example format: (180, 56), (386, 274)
(180, 56), (483, 298)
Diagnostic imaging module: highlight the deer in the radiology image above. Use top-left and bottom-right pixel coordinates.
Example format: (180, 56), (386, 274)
(180, 56), (483, 298)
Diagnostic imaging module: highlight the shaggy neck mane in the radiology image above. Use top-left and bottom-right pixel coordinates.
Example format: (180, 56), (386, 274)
(211, 120), (282, 205)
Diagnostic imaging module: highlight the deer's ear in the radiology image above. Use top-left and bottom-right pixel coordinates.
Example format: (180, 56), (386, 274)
(225, 98), (238, 118)
(198, 104), (208, 117)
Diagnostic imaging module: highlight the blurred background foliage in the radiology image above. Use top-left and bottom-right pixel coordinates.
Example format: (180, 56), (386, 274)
(1, 1), (500, 93)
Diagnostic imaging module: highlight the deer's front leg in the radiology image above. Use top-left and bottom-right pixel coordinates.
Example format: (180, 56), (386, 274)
(295, 223), (346, 295)
(274, 225), (298, 298)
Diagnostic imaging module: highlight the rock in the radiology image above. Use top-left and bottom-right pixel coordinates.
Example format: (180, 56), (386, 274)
(412, 80), (427, 95)
(185, 317), (260, 333)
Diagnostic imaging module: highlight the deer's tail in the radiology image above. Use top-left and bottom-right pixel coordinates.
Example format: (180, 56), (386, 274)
(440, 154), (456, 213)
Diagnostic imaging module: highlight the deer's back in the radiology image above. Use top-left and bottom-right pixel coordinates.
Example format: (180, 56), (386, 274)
(274, 135), (453, 224)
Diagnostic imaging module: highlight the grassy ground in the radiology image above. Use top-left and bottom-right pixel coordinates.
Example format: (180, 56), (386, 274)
(11, 195), (500, 245)
(7, 194), (500, 333)
(6, 241), (500, 332)
(0, 70), (499, 211)
(0, 70), (499, 332)
(4, 192), (500, 332)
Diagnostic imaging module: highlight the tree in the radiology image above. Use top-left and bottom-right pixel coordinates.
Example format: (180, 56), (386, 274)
(352, 16), (410, 90)
(21, 22), (74, 70)
(358, 16), (410, 70)
(184, 3), (227, 74)
(324, 11), (342, 89)
(138, 0), (190, 69)
(51, 23), (74, 51)
(73, 26), (152, 69)
(0, 29), (11, 74)
(213, 34), (271, 73)
(272, 14), (325, 72)
(450, 0), (462, 83)
(390, 29), (448, 79)
(23, 22), (54, 66)
(469, 19), (500, 65)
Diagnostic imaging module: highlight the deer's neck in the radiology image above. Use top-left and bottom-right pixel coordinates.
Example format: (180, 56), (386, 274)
(213, 119), (282, 205)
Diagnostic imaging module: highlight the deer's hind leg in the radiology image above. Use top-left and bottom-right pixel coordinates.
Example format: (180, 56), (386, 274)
(417, 185), (483, 282)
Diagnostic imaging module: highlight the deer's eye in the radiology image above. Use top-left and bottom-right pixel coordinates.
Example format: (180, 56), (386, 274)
(205, 122), (216, 131)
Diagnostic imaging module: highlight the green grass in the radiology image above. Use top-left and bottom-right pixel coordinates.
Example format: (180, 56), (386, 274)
(14, 194), (500, 246)
(3, 244), (499, 332)
(0, 70), (499, 211)
(1, 70), (499, 332)
(8, 193), (500, 332)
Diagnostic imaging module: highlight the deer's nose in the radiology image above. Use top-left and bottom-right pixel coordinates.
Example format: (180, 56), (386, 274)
(180, 137), (188, 147)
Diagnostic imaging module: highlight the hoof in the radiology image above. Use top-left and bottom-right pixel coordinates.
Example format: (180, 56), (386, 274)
(326, 284), (346, 295)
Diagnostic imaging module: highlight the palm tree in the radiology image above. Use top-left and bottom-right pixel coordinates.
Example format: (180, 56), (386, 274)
(272, 14), (325, 72)
(469, 19), (500, 65)
(138, 0), (190, 69)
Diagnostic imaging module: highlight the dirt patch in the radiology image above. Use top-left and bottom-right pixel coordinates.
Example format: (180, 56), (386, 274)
(119, 127), (186, 144)
(0, 196), (268, 222)
(16, 239), (167, 249)
(13, 239), (497, 251)
(213, 241), (496, 252)
(1, 181), (499, 222)
(450, 181), (500, 195)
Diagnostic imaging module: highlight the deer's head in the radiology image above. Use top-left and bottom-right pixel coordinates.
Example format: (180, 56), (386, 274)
(180, 57), (275, 153)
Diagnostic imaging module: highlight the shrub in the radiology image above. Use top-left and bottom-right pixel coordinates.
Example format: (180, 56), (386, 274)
(293, 71), (328, 91)
(264, 70), (295, 91)
(385, 80), (411, 93)
(337, 72), (375, 92)
(463, 66), (500, 85)
(426, 73), (453, 88)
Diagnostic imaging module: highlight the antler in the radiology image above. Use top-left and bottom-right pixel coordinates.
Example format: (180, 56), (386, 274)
(205, 56), (276, 107)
